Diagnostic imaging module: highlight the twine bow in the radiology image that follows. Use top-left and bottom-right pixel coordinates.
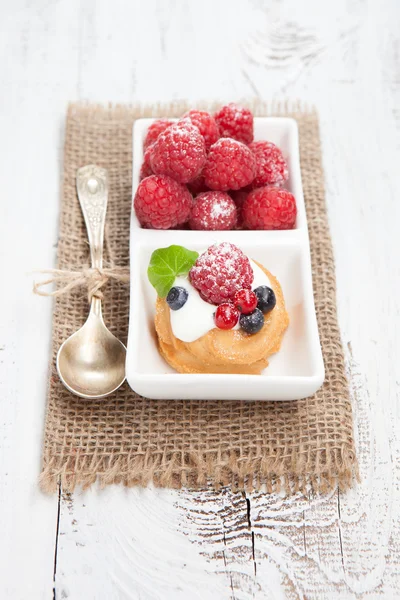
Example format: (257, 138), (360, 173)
(33, 266), (130, 303)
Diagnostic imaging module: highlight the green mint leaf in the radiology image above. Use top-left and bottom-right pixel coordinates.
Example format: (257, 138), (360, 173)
(147, 245), (199, 298)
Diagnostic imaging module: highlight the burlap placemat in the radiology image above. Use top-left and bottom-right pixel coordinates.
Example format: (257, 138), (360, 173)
(40, 101), (358, 494)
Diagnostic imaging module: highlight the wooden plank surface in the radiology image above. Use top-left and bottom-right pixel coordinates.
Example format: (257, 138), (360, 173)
(0, 0), (399, 598)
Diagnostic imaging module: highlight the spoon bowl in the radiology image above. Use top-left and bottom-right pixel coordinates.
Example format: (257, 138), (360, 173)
(57, 311), (126, 399)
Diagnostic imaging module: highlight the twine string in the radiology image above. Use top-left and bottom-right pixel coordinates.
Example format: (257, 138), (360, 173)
(33, 266), (130, 303)
(34, 223), (129, 303)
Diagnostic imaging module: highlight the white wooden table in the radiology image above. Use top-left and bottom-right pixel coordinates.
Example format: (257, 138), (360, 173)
(1, 1), (399, 598)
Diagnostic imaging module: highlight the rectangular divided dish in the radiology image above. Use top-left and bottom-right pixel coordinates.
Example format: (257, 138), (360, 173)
(126, 117), (325, 400)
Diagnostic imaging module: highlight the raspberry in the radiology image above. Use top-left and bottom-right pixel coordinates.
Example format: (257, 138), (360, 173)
(150, 122), (206, 184)
(230, 190), (249, 228)
(214, 103), (254, 144)
(181, 109), (220, 149)
(203, 138), (256, 191)
(189, 191), (237, 230)
(143, 119), (173, 149)
(242, 186), (297, 230)
(190, 242), (253, 305)
(187, 174), (208, 195)
(134, 174), (192, 229)
(233, 289), (258, 314)
(249, 141), (289, 187)
(214, 303), (240, 329)
(139, 144), (154, 180)
(230, 189), (249, 206)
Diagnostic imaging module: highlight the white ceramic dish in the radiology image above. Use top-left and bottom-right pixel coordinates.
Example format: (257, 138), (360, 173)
(126, 117), (325, 400)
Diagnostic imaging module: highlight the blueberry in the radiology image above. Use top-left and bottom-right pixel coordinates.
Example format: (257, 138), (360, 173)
(254, 285), (276, 314)
(166, 286), (188, 310)
(239, 308), (264, 334)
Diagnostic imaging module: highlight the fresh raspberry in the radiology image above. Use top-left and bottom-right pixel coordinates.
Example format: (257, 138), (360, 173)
(143, 119), (173, 149)
(150, 122), (206, 184)
(203, 138), (256, 191)
(230, 189), (249, 207)
(181, 109), (220, 149)
(249, 141), (289, 187)
(190, 242), (253, 305)
(134, 174), (192, 229)
(189, 191), (237, 230)
(230, 190), (249, 228)
(187, 174), (208, 195)
(242, 186), (297, 230)
(139, 145), (154, 180)
(233, 289), (258, 314)
(214, 303), (240, 329)
(214, 103), (254, 144)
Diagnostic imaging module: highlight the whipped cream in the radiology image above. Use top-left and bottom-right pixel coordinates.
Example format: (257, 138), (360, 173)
(170, 260), (271, 343)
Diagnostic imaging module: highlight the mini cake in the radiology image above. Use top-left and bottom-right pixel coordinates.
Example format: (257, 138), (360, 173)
(148, 242), (289, 375)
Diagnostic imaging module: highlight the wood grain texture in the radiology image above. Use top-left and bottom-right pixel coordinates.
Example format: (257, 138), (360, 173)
(0, 0), (399, 598)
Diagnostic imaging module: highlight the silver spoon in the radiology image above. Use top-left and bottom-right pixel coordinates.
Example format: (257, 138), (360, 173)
(56, 165), (126, 399)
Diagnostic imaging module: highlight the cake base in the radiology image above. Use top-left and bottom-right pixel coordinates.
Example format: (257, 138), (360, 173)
(154, 262), (289, 375)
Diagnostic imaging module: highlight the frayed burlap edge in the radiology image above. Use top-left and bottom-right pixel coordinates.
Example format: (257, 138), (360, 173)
(40, 445), (358, 495)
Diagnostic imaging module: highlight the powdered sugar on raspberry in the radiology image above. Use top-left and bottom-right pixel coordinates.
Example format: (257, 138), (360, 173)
(249, 140), (289, 187)
(189, 242), (253, 304)
(214, 103), (254, 145)
(150, 122), (206, 184)
(243, 186), (297, 230)
(143, 119), (173, 149)
(203, 138), (256, 191)
(211, 202), (228, 217)
(189, 191), (237, 230)
(209, 200), (235, 221)
(134, 174), (192, 229)
(139, 144), (154, 180)
(181, 109), (220, 149)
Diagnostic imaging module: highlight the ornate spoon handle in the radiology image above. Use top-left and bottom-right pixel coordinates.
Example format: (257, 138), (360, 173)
(76, 165), (109, 270)
(76, 165), (109, 316)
